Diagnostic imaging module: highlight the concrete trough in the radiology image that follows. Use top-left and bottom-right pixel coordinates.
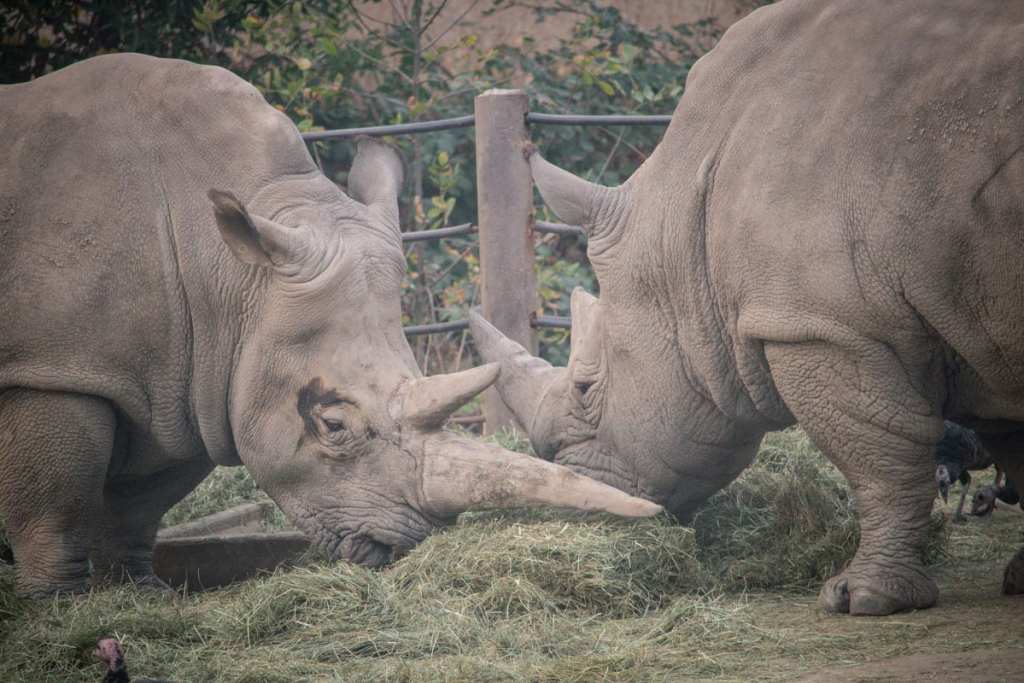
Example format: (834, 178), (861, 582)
(154, 502), (311, 590)
(153, 531), (311, 590)
(157, 501), (275, 540)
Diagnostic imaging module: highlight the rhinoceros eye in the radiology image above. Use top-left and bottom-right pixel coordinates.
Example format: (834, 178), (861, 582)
(574, 380), (595, 396)
(318, 404), (347, 433)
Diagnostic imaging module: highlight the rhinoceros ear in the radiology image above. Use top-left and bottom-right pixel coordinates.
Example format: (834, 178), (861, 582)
(347, 137), (403, 231)
(208, 189), (306, 269)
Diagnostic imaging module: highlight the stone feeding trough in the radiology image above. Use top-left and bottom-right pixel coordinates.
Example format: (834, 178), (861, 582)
(153, 502), (311, 590)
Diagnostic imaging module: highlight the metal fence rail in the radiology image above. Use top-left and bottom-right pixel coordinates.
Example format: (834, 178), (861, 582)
(526, 113), (673, 126)
(535, 220), (585, 238)
(302, 115), (475, 141)
(301, 111), (671, 142)
(533, 315), (571, 329)
(401, 222), (476, 242)
(403, 320), (470, 337)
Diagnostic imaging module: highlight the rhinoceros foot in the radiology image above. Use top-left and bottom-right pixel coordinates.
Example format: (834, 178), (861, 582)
(819, 564), (938, 616)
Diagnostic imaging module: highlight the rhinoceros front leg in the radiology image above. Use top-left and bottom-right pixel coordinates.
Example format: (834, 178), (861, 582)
(0, 388), (114, 597)
(765, 340), (943, 615)
(91, 457), (214, 589)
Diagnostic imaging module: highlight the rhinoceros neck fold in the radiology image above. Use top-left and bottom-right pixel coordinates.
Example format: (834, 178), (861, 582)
(170, 186), (272, 467)
(626, 146), (782, 431)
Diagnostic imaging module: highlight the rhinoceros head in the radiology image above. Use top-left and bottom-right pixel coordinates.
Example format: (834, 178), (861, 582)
(470, 148), (762, 520)
(207, 139), (660, 567)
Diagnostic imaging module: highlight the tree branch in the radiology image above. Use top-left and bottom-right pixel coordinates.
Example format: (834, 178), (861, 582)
(422, 0), (481, 51)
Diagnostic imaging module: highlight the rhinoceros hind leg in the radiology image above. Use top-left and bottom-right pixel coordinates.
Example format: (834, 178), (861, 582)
(765, 340), (942, 616)
(0, 388), (114, 597)
(91, 457), (213, 588)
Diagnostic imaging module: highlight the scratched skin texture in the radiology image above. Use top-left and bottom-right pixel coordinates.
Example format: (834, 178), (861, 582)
(472, 0), (1024, 615)
(0, 54), (659, 598)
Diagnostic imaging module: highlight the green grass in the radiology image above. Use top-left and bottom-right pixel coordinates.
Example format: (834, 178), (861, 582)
(161, 466), (279, 529)
(1, 428), (1021, 682)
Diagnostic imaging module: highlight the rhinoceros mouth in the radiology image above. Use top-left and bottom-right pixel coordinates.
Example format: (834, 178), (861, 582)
(335, 533), (394, 567)
(312, 521), (407, 568)
(288, 502), (432, 568)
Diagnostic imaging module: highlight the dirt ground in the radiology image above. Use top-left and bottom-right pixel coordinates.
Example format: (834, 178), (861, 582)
(769, 510), (1024, 683)
(798, 648), (1024, 683)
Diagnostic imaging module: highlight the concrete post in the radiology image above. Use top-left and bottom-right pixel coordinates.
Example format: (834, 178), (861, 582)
(474, 89), (536, 435)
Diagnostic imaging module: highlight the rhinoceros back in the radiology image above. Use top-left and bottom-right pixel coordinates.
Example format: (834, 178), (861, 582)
(0, 53), (318, 459)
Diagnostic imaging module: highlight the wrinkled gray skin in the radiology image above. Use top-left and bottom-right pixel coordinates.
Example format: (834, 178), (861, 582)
(472, 0), (1024, 616)
(0, 54), (658, 598)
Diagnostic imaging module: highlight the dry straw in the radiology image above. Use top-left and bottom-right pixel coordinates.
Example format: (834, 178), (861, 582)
(0, 428), (962, 682)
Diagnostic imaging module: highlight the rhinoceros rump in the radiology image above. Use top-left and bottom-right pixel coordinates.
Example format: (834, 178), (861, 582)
(473, 0), (1024, 616)
(0, 54), (658, 598)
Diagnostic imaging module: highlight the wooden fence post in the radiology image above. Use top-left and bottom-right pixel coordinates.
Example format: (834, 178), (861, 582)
(475, 88), (536, 435)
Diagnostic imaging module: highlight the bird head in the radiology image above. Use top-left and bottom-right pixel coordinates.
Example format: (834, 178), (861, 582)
(94, 637), (125, 674)
(935, 464), (952, 503)
(970, 486), (998, 517)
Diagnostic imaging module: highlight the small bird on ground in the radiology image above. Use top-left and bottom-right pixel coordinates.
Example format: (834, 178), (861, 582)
(94, 637), (170, 683)
(970, 477), (1022, 517)
(934, 421), (1003, 522)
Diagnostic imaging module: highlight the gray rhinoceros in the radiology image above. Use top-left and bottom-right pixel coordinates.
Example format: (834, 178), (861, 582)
(471, 0), (1024, 615)
(0, 53), (658, 598)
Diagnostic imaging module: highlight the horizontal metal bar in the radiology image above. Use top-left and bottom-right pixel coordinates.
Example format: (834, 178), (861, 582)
(302, 115), (475, 141)
(403, 319), (470, 336)
(450, 414), (486, 425)
(535, 220), (586, 238)
(405, 315), (575, 336)
(533, 315), (572, 329)
(402, 223), (477, 242)
(526, 113), (672, 126)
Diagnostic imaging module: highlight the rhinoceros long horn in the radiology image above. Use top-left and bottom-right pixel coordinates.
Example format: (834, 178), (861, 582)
(420, 431), (662, 518)
(528, 149), (625, 235)
(403, 363), (501, 430)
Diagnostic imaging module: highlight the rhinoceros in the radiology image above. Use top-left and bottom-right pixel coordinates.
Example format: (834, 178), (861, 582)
(0, 53), (659, 598)
(471, 0), (1024, 615)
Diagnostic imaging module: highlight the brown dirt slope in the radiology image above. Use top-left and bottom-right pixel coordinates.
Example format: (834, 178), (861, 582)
(798, 647), (1024, 682)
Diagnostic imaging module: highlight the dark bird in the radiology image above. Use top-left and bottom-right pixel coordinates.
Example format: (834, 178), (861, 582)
(934, 421), (1003, 522)
(94, 638), (170, 683)
(970, 477), (1022, 517)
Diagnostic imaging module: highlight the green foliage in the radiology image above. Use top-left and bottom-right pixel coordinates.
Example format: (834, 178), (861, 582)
(0, 1), (281, 83)
(504, 1), (716, 185)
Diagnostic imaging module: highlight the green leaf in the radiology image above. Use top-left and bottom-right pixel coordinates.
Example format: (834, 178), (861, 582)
(597, 80), (615, 97)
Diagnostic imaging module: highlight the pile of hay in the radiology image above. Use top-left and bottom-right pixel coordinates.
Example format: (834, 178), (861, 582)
(0, 428), (951, 682)
(692, 428), (948, 591)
